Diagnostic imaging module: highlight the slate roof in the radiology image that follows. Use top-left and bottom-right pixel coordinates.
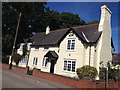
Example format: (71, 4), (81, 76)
(30, 32), (45, 42)
(31, 24), (102, 46)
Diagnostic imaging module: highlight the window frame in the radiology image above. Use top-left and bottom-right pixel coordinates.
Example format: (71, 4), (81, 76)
(42, 57), (49, 67)
(63, 59), (76, 73)
(67, 39), (75, 51)
(33, 57), (38, 66)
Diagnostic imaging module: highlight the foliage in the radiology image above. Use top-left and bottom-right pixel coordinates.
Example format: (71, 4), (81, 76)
(87, 20), (99, 24)
(99, 63), (120, 81)
(12, 53), (22, 65)
(22, 44), (28, 56)
(2, 2), (92, 63)
(76, 65), (98, 80)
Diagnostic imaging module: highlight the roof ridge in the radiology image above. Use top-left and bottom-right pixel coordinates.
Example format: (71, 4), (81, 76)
(33, 24), (99, 35)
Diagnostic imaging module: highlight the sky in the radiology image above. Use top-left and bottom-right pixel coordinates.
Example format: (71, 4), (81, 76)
(46, 2), (119, 53)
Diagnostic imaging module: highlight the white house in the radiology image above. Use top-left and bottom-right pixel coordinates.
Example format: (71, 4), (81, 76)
(27, 5), (114, 79)
(17, 42), (32, 67)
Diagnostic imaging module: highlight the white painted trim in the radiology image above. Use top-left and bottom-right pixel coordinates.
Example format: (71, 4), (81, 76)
(81, 32), (89, 43)
(62, 58), (76, 73)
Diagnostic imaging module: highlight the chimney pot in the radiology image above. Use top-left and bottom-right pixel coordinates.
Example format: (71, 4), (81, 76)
(46, 26), (50, 35)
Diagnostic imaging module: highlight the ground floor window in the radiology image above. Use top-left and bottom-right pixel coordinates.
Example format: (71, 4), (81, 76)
(42, 57), (49, 67)
(33, 57), (38, 66)
(63, 59), (76, 72)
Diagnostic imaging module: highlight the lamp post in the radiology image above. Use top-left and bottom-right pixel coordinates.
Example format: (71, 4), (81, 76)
(9, 12), (22, 69)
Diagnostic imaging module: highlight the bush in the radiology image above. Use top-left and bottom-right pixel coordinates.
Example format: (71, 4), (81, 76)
(76, 65), (98, 80)
(99, 64), (120, 81)
(12, 53), (22, 65)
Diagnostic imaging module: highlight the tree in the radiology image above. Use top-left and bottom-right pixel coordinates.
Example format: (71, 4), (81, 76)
(87, 20), (99, 25)
(2, 2), (87, 63)
(2, 2), (47, 63)
(99, 62), (120, 81)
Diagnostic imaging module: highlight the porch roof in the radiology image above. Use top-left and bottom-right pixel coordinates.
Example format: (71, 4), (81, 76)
(45, 51), (58, 59)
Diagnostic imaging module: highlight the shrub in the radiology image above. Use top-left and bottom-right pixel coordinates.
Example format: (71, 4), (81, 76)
(99, 64), (120, 81)
(12, 53), (22, 65)
(76, 65), (98, 80)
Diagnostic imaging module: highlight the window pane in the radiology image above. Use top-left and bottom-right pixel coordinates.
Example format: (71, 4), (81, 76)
(35, 58), (38, 65)
(64, 61), (67, 70)
(72, 40), (75, 43)
(67, 44), (71, 50)
(68, 63), (71, 71)
(72, 61), (76, 72)
(33, 58), (35, 65)
(71, 44), (75, 49)
(68, 40), (71, 43)
(67, 40), (75, 50)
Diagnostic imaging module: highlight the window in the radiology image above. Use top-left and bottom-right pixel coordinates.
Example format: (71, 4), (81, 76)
(33, 57), (38, 65)
(67, 39), (75, 50)
(35, 46), (39, 50)
(42, 57), (49, 67)
(44, 46), (49, 50)
(63, 60), (76, 72)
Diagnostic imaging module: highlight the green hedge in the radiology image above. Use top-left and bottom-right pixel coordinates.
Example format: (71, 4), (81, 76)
(76, 65), (98, 80)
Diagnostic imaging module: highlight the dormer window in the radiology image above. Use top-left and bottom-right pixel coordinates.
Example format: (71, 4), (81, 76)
(44, 46), (49, 50)
(67, 39), (75, 50)
(35, 46), (39, 50)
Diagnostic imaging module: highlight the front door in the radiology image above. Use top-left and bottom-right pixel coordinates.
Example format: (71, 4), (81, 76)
(50, 60), (55, 73)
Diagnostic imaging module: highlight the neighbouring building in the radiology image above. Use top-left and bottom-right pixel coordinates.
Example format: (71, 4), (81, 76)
(27, 5), (114, 79)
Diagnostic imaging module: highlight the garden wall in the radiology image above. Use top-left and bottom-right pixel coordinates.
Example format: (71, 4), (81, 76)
(1, 64), (120, 89)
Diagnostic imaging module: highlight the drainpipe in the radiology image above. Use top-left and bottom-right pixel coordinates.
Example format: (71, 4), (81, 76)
(89, 45), (91, 66)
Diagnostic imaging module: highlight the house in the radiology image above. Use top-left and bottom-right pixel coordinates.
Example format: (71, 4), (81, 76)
(28, 5), (113, 79)
(9, 38), (33, 67)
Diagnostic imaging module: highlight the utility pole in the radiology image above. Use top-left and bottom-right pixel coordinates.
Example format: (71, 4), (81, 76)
(9, 12), (22, 69)
(106, 62), (109, 90)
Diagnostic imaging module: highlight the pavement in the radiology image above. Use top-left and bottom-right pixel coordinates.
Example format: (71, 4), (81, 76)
(2, 68), (74, 89)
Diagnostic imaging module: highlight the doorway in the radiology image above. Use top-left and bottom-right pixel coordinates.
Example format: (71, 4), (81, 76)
(50, 60), (55, 73)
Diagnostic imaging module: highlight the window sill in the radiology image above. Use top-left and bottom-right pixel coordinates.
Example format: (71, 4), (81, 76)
(66, 50), (75, 52)
(62, 70), (76, 74)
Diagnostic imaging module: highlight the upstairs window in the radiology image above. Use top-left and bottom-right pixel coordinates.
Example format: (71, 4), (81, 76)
(67, 39), (75, 50)
(33, 57), (38, 66)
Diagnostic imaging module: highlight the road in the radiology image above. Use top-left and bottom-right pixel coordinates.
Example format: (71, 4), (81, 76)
(2, 68), (73, 89)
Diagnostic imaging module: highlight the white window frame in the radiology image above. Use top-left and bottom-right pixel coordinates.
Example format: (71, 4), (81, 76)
(63, 59), (76, 72)
(33, 57), (38, 66)
(42, 57), (49, 67)
(67, 39), (75, 51)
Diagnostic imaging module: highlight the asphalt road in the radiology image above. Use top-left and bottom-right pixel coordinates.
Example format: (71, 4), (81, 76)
(2, 68), (73, 89)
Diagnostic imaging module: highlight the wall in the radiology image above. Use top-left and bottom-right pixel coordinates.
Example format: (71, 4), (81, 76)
(55, 31), (87, 78)
(1, 64), (119, 89)
(95, 5), (112, 79)
(28, 30), (96, 78)
(28, 46), (59, 73)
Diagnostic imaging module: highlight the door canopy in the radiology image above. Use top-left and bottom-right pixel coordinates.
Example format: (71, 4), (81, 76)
(44, 51), (58, 60)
